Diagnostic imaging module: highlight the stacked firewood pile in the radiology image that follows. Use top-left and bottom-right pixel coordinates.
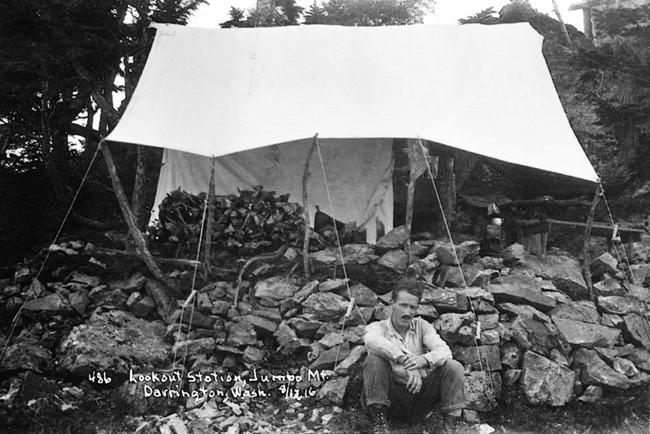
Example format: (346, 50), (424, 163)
(149, 186), (305, 257)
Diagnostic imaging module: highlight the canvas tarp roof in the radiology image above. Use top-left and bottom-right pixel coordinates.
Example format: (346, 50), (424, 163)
(105, 23), (599, 240)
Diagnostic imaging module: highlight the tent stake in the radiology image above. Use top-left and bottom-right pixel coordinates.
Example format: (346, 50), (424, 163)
(202, 157), (217, 277)
(101, 142), (167, 284)
(581, 184), (602, 301)
(302, 135), (319, 280)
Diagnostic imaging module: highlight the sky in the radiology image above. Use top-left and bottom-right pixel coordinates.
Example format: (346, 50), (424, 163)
(188, 0), (585, 31)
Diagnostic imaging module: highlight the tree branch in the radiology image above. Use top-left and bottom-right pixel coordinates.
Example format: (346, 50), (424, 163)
(71, 60), (121, 126)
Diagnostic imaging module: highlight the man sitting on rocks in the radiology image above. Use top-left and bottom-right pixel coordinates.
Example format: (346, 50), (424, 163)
(363, 279), (465, 434)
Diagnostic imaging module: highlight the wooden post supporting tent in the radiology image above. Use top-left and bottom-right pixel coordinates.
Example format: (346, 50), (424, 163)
(202, 157), (217, 277)
(581, 184), (602, 302)
(100, 142), (167, 284)
(404, 140), (420, 263)
(302, 135), (319, 280)
(434, 156), (455, 238)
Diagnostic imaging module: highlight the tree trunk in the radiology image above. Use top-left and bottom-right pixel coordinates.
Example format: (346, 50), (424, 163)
(433, 156), (455, 237)
(101, 143), (168, 288)
(51, 129), (72, 183)
(454, 151), (478, 194)
(40, 80), (66, 204)
(132, 145), (148, 231)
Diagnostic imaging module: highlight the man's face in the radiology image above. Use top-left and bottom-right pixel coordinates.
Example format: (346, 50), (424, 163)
(391, 290), (419, 330)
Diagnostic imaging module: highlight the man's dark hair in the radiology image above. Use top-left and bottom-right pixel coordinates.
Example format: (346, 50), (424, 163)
(392, 279), (423, 302)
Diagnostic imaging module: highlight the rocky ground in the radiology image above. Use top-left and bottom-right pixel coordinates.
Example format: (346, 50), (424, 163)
(1, 226), (649, 433)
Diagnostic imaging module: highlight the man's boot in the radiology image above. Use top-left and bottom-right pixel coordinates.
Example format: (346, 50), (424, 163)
(441, 413), (459, 434)
(368, 404), (390, 434)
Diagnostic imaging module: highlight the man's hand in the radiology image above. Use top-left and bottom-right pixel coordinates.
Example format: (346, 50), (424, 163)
(397, 354), (428, 370)
(405, 370), (422, 394)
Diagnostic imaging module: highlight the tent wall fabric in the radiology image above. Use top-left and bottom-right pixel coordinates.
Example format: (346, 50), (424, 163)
(106, 23), (599, 184)
(152, 138), (394, 243)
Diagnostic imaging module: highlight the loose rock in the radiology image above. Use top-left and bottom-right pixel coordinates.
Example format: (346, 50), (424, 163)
(572, 348), (630, 389)
(302, 292), (349, 322)
(317, 376), (350, 406)
(521, 350), (575, 406)
(552, 317), (621, 349)
(58, 310), (169, 374)
(622, 314), (650, 350)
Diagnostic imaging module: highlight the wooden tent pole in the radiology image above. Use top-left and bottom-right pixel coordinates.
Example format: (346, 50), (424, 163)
(581, 184), (602, 301)
(302, 135), (319, 280)
(405, 140), (419, 263)
(202, 157), (217, 277)
(101, 142), (167, 283)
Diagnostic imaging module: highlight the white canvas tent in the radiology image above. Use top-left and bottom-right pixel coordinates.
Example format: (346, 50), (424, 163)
(105, 23), (599, 242)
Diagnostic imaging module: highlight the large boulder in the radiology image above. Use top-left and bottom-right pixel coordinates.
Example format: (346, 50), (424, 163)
(572, 348), (631, 389)
(58, 310), (170, 375)
(519, 254), (588, 299)
(552, 317), (621, 349)
(521, 351), (575, 406)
